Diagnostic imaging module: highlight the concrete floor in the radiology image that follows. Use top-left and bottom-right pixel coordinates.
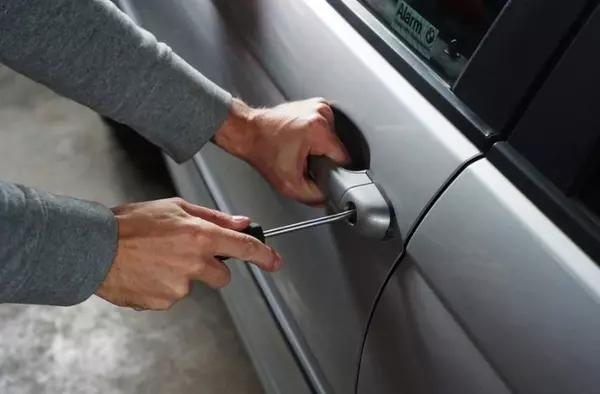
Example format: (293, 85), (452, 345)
(0, 66), (263, 394)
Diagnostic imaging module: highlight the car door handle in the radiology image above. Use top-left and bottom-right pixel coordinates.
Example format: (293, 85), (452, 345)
(307, 107), (394, 240)
(309, 156), (393, 240)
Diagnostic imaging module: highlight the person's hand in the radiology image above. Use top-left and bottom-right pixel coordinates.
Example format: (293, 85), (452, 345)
(214, 98), (350, 205)
(96, 198), (281, 311)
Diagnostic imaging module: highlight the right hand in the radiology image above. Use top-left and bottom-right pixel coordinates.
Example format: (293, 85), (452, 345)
(214, 98), (350, 205)
(96, 198), (281, 311)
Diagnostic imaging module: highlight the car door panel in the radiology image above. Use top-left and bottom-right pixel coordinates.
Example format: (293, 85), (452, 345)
(360, 158), (600, 393)
(118, 3), (314, 392)
(119, 0), (479, 392)
(162, 157), (312, 394)
(358, 256), (510, 394)
(211, 0), (479, 237)
(119, 2), (399, 392)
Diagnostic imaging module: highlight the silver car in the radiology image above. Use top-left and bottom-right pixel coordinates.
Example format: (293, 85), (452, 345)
(114, 0), (600, 393)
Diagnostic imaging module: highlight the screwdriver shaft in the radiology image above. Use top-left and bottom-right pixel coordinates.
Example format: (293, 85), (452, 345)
(263, 210), (355, 239)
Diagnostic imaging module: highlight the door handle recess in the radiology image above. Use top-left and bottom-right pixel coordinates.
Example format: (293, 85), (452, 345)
(308, 107), (394, 240)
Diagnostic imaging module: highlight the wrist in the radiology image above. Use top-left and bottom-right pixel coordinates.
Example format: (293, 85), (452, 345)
(213, 98), (262, 159)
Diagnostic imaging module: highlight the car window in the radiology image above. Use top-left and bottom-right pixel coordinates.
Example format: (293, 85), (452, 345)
(361, 0), (507, 81)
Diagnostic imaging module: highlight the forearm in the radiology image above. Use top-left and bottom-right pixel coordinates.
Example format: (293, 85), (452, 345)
(0, 182), (117, 306)
(0, 0), (232, 162)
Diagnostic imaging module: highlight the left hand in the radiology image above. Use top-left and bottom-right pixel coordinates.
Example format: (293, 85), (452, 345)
(98, 198), (281, 311)
(214, 98), (350, 205)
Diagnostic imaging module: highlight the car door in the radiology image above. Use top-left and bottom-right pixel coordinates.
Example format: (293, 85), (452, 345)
(358, 4), (600, 394)
(114, 0), (596, 392)
(115, 0), (481, 392)
(359, 158), (600, 394)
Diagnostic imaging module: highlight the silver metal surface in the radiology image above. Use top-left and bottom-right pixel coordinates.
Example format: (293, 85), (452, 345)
(264, 210), (355, 239)
(309, 156), (393, 240)
(360, 159), (600, 393)
(309, 156), (372, 205)
(212, 0), (479, 237)
(164, 155), (312, 394)
(340, 183), (393, 240)
(120, 0), (478, 393)
(359, 258), (511, 394)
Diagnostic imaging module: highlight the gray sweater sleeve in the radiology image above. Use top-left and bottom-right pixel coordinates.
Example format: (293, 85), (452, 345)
(0, 0), (233, 305)
(0, 182), (118, 306)
(0, 0), (232, 161)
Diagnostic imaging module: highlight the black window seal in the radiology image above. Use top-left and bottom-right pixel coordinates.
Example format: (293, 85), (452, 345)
(326, 0), (590, 152)
(506, 0), (600, 195)
(330, 0), (600, 261)
(325, 0), (498, 151)
(495, 2), (600, 263)
(488, 142), (600, 264)
(454, 0), (589, 132)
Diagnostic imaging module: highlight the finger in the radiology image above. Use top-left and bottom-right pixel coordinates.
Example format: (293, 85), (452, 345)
(316, 103), (334, 126)
(280, 177), (325, 205)
(325, 134), (351, 165)
(279, 157), (325, 205)
(179, 201), (250, 230)
(190, 258), (232, 289)
(212, 228), (282, 272)
(313, 97), (331, 106)
(309, 122), (351, 165)
(285, 146), (327, 205)
(288, 160), (326, 205)
(296, 178), (327, 206)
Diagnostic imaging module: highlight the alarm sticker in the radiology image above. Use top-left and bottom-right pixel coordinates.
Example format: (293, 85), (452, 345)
(391, 1), (439, 59)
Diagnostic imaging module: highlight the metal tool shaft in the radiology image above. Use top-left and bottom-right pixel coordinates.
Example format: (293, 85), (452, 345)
(263, 210), (355, 239)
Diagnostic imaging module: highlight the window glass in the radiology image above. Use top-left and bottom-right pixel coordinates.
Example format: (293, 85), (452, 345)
(362, 0), (507, 81)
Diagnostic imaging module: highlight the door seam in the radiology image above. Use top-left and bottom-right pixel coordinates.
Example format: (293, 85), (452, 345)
(247, 264), (320, 394)
(193, 154), (325, 394)
(353, 153), (484, 393)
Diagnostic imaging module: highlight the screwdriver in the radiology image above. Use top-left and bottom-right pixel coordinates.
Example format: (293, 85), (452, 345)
(219, 209), (355, 260)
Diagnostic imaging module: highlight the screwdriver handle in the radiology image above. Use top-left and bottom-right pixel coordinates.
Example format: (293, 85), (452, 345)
(217, 222), (265, 261)
(240, 222), (266, 243)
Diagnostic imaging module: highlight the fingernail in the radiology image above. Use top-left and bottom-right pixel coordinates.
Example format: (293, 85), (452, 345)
(232, 215), (249, 222)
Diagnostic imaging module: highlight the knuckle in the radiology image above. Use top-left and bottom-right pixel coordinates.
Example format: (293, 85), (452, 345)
(200, 225), (220, 244)
(184, 223), (213, 248)
(307, 113), (322, 124)
(189, 260), (208, 276)
(205, 210), (228, 224)
(239, 235), (260, 260)
(316, 103), (332, 118)
(172, 281), (191, 299)
(202, 209), (218, 220)
(315, 102), (329, 112)
(179, 222), (200, 239)
(308, 115), (329, 130)
(170, 197), (186, 206)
